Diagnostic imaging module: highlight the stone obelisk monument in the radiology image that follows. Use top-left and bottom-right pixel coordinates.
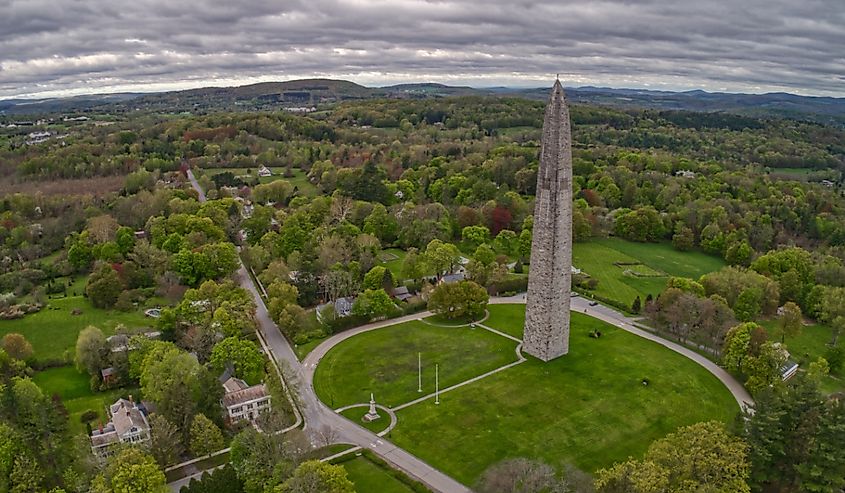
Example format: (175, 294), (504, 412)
(523, 79), (573, 361)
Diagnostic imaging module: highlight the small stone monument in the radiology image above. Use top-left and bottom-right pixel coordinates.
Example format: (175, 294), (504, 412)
(362, 393), (381, 422)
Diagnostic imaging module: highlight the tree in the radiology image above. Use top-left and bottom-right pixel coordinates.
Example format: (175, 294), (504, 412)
(190, 414), (225, 458)
(476, 458), (585, 493)
(778, 301), (802, 343)
(275, 460), (354, 493)
(179, 464), (243, 493)
(671, 224), (694, 251)
(363, 266), (392, 291)
(140, 347), (221, 439)
(362, 204), (398, 244)
(631, 296), (641, 314)
(91, 447), (167, 493)
(86, 263), (123, 308)
(596, 460), (668, 493)
(75, 326), (107, 377)
(423, 239), (461, 278)
(725, 240), (753, 266)
(817, 286), (845, 345)
(734, 287), (763, 322)
(9, 454), (44, 493)
(597, 421), (749, 493)
(743, 341), (789, 395)
(745, 376), (845, 492)
(722, 322), (758, 373)
(0, 423), (25, 492)
(1, 334), (32, 361)
(230, 428), (307, 493)
(427, 280), (489, 320)
(253, 180), (294, 205)
(148, 414), (184, 467)
(665, 277), (705, 297)
(461, 225), (490, 247)
(209, 337), (264, 385)
(351, 289), (395, 320)
(400, 248), (427, 281)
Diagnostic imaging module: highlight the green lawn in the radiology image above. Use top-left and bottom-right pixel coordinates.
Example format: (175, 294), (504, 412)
(0, 294), (155, 362)
(485, 304), (528, 339)
(342, 455), (418, 493)
(761, 319), (843, 393)
(355, 305), (737, 485)
(314, 320), (519, 409)
(201, 167), (318, 196)
(340, 407), (391, 434)
(572, 237), (725, 309)
(33, 366), (139, 435)
(379, 248), (407, 280)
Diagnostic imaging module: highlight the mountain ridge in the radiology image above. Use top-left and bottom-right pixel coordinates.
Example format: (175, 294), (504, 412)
(3, 78), (845, 125)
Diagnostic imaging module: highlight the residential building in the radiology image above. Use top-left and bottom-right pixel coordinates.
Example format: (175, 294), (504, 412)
(221, 377), (272, 424)
(393, 286), (413, 302)
(316, 296), (355, 323)
(90, 397), (150, 458)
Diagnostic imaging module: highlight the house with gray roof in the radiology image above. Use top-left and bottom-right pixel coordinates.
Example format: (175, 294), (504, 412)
(90, 397), (150, 459)
(221, 377), (271, 424)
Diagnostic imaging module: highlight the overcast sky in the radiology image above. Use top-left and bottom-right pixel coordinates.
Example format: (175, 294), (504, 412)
(1, 0), (844, 99)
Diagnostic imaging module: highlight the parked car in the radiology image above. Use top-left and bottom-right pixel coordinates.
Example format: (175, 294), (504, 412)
(588, 300), (599, 306)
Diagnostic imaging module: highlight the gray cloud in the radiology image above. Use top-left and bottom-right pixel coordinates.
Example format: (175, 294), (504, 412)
(0, 0), (843, 99)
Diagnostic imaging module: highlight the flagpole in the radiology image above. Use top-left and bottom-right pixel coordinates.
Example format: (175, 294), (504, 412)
(418, 352), (422, 392)
(435, 363), (440, 405)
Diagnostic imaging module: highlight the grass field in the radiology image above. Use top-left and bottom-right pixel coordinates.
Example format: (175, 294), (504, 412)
(340, 407), (390, 434)
(317, 304), (738, 485)
(572, 238), (725, 309)
(32, 366), (139, 435)
(314, 320), (519, 409)
(0, 294), (156, 362)
(761, 319), (843, 393)
(379, 248), (407, 280)
(201, 167), (319, 196)
(342, 455), (418, 493)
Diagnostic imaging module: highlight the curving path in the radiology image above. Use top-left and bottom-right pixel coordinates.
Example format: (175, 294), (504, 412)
(490, 293), (754, 411)
(184, 170), (751, 492)
(186, 170), (471, 493)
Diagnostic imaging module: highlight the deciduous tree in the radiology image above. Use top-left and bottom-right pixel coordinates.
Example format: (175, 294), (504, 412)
(189, 414), (225, 458)
(1, 334), (32, 361)
(427, 280), (488, 320)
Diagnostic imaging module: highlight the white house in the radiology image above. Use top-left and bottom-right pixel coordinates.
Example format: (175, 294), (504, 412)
(221, 377), (272, 424)
(257, 165), (273, 178)
(674, 170), (696, 178)
(90, 397), (151, 458)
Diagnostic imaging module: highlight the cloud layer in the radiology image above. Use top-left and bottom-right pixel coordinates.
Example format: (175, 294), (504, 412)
(1, 0), (844, 99)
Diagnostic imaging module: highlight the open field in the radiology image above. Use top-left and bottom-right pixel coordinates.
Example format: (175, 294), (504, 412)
(0, 294), (156, 362)
(761, 319), (843, 393)
(342, 455), (418, 493)
(572, 237), (725, 309)
(200, 167), (318, 196)
(314, 320), (518, 409)
(33, 365), (139, 435)
(379, 248), (407, 280)
(317, 304), (737, 485)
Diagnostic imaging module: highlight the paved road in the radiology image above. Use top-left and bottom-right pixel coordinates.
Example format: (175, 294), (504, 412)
(185, 170), (751, 490)
(491, 294), (754, 411)
(185, 170), (472, 493)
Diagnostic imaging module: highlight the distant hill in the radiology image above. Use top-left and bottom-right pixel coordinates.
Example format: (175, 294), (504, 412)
(2, 78), (845, 126)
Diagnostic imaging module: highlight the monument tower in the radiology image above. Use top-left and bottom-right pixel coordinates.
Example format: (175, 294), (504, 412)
(523, 79), (573, 361)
